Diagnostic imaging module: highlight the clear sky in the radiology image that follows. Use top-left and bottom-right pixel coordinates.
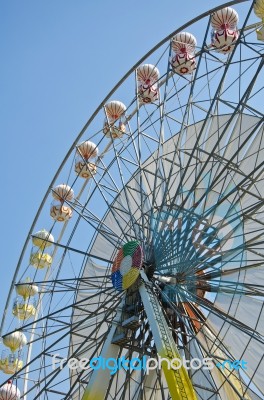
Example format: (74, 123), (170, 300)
(0, 0), (242, 327)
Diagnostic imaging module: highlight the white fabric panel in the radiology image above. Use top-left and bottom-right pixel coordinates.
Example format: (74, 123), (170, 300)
(197, 326), (252, 400)
(203, 114), (231, 157)
(188, 337), (219, 400)
(214, 293), (264, 336)
(223, 114), (261, 162)
(206, 317), (264, 397)
(70, 259), (114, 392)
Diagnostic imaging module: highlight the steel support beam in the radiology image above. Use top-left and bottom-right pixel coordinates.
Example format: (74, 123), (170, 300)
(139, 271), (197, 400)
(81, 300), (124, 400)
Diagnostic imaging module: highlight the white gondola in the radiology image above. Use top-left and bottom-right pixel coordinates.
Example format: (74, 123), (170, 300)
(2, 332), (27, 352)
(12, 299), (36, 321)
(211, 7), (239, 53)
(50, 204), (73, 222)
(12, 283), (38, 321)
(0, 351), (23, 375)
(103, 101), (126, 138)
(50, 184), (74, 222)
(30, 247), (53, 269)
(52, 184), (74, 201)
(15, 280), (38, 300)
(30, 230), (54, 269)
(137, 64), (159, 103)
(171, 32), (197, 74)
(0, 381), (21, 399)
(75, 141), (98, 179)
(32, 229), (54, 248)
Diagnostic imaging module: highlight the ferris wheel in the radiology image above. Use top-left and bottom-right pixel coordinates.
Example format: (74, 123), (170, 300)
(1, 0), (264, 399)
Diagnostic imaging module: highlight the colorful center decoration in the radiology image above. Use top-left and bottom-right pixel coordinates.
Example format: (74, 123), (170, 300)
(111, 241), (143, 291)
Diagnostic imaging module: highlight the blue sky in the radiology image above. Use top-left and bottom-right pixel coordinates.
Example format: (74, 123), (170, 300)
(0, 0), (239, 326)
